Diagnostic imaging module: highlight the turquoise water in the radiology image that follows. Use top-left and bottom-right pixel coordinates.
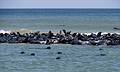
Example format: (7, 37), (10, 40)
(0, 9), (120, 33)
(0, 44), (120, 72)
(0, 9), (120, 72)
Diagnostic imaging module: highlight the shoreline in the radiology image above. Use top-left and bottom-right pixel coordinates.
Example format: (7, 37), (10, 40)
(0, 30), (120, 45)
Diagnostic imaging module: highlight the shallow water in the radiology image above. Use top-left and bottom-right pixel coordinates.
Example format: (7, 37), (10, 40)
(0, 43), (120, 72)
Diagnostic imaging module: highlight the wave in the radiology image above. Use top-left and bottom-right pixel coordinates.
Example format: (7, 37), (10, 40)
(0, 29), (33, 34)
(0, 30), (11, 34)
(11, 28), (33, 34)
(0, 29), (120, 35)
(81, 32), (120, 35)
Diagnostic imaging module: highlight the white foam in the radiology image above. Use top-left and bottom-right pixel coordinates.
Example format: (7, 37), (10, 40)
(0, 30), (11, 34)
(81, 32), (120, 35)
(101, 32), (120, 35)
(12, 28), (33, 34)
(81, 32), (97, 35)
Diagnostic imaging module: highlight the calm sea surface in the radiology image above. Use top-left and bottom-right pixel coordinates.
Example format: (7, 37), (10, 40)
(0, 44), (120, 72)
(0, 9), (120, 32)
(0, 9), (120, 72)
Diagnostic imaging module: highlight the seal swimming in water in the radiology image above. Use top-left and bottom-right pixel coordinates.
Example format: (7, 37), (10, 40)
(99, 48), (103, 50)
(113, 27), (120, 30)
(20, 51), (25, 54)
(56, 57), (61, 59)
(57, 52), (62, 54)
(46, 46), (51, 49)
(100, 54), (106, 56)
(30, 53), (35, 56)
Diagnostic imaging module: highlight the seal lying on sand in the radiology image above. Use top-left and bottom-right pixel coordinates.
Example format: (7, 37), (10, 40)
(0, 30), (120, 45)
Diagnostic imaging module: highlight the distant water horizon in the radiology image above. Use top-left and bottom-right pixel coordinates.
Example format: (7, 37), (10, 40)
(0, 9), (120, 33)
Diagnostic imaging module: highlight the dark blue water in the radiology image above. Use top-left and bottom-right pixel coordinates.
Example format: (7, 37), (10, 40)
(0, 9), (120, 16)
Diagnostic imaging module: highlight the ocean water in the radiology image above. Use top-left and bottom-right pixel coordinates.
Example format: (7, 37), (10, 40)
(0, 9), (120, 33)
(0, 44), (120, 72)
(0, 9), (120, 72)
